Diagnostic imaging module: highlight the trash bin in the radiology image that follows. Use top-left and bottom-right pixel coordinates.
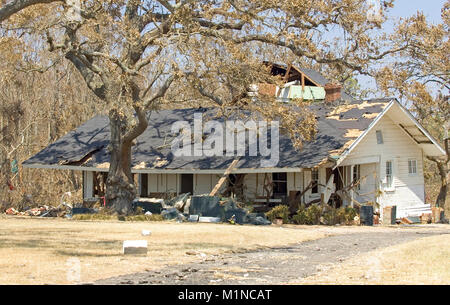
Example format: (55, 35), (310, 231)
(360, 205), (374, 226)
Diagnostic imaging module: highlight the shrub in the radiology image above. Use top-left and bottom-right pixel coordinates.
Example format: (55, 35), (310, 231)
(339, 207), (357, 225)
(292, 205), (322, 225)
(265, 205), (289, 223)
(322, 207), (339, 225)
(292, 205), (358, 225)
(292, 206), (308, 224)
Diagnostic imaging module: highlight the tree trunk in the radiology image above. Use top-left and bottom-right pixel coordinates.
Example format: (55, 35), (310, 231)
(105, 106), (148, 215)
(434, 160), (448, 210)
(428, 135), (449, 211)
(105, 109), (135, 214)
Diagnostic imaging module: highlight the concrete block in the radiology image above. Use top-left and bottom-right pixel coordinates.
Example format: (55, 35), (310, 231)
(123, 240), (148, 255)
(198, 216), (221, 223)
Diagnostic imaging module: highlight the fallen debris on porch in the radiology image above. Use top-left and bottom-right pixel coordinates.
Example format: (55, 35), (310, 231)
(133, 194), (272, 226)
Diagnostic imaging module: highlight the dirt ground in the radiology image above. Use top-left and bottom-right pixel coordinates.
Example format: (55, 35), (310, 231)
(0, 216), (326, 284)
(1, 216), (448, 285)
(96, 226), (450, 285)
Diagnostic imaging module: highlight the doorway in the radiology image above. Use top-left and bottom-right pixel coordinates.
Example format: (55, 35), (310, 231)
(180, 174), (194, 194)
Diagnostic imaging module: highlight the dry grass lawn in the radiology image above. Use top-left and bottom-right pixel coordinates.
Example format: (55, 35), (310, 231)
(0, 216), (326, 284)
(297, 234), (450, 285)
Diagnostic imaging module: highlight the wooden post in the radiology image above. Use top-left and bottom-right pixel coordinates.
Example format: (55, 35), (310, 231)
(284, 64), (292, 83)
(209, 159), (240, 196)
(301, 73), (305, 91)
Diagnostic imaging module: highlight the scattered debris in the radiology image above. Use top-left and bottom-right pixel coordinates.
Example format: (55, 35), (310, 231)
(141, 230), (151, 236)
(420, 213), (432, 224)
(198, 216), (221, 223)
(164, 193), (190, 211)
(4, 205), (69, 217)
(134, 198), (163, 214)
(188, 215), (199, 222)
(72, 207), (97, 215)
(5, 207), (19, 215)
(400, 217), (413, 225)
(161, 208), (184, 220)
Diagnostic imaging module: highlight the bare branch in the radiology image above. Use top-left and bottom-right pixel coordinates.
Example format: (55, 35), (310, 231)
(143, 74), (177, 108)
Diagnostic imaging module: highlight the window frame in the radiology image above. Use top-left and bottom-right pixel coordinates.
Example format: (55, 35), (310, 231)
(385, 160), (394, 190)
(376, 130), (384, 144)
(272, 172), (287, 196)
(408, 159), (417, 176)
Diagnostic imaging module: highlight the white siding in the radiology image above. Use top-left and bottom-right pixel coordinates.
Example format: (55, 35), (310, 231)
(194, 174), (213, 195)
(303, 170), (314, 202)
(354, 163), (377, 204)
(346, 114), (425, 209)
(146, 174), (179, 194)
(243, 173), (273, 199)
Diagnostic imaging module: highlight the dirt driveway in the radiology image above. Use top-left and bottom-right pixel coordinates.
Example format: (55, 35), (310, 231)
(95, 226), (450, 285)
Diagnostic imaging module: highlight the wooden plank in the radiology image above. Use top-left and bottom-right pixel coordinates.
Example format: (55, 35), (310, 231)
(284, 64), (292, 83)
(209, 159), (240, 196)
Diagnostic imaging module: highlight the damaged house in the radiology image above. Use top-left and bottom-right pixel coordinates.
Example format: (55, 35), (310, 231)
(22, 64), (446, 218)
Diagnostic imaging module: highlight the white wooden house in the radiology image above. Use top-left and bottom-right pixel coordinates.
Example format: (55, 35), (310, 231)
(22, 64), (446, 217)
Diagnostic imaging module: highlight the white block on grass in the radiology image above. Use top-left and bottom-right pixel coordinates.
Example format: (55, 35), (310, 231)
(141, 230), (151, 236)
(123, 240), (148, 255)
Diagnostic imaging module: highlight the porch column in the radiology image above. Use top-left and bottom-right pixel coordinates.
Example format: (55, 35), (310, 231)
(350, 165), (354, 208)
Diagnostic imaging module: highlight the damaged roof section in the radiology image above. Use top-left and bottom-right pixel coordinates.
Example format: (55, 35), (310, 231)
(23, 99), (392, 171)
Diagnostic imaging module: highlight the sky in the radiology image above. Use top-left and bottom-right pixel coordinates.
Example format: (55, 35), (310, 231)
(387, 0), (445, 24)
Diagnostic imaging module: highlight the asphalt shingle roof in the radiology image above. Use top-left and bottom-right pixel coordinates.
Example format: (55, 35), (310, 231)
(23, 98), (393, 171)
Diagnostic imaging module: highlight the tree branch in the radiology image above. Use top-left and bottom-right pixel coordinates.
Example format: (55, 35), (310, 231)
(0, 0), (61, 23)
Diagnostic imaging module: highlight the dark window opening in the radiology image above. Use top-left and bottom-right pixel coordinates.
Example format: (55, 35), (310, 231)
(140, 174), (148, 197)
(272, 173), (287, 197)
(180, 174), (194, 194)
(311, 169), (319, 194)
(352, 165), (360, 190)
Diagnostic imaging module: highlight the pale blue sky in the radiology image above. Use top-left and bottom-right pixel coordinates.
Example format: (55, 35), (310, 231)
(387, 0), (445, 24)
(355, 0), (446, 97)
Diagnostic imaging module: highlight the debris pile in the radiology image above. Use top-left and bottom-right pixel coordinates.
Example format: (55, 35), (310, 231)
(4, 204), (71, 217)
(133, 194), (272, 225)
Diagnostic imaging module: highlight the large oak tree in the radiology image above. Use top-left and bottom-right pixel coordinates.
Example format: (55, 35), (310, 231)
(1, 0), (411, 214)
(376, 2), (449, 210)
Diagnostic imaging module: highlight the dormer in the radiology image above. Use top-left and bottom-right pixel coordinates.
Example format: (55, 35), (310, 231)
(258, 62), (344, 103)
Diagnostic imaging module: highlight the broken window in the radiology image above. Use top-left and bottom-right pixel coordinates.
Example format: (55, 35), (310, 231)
(311, 169), (319, 194)
(386, 161), (393, 188)
(272, 173), (287, 196)
(376, 130), (384, 144)
(408, 159), (417, 175)
(352, 165), (361, 190)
